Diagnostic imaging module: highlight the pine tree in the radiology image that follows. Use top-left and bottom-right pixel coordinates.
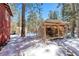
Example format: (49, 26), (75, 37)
(70, 3), (76, 38)
(48, 10), (58, 19)
(74, 4), (79, 38)
(59, 4), (77, 37)
(27, 12), (40, 32)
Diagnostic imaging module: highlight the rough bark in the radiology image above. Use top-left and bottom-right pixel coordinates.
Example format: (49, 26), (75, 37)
(70, 4), (76, 38)
(21, 3), (26, 37)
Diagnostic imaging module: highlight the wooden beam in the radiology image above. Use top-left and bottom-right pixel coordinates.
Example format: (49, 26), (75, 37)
(43, 26), (47, 43)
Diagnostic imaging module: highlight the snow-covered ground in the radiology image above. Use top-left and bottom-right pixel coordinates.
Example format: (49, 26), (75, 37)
(20, 38), (79, 56)
(20, 42), (59, 56)
(0, 33), (41, 56)
(0, 33), (79, 56)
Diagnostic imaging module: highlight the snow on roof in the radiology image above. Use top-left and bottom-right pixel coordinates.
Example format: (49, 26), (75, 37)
(45, 19), (64, 23)
(42, 19), (66, 26)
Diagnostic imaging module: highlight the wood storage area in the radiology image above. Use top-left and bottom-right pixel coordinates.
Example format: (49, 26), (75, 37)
(0, 3), (13, 46)
(38, 20), (68, 42)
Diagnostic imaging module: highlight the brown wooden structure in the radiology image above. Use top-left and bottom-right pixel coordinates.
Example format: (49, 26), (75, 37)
(0, 3), (13, 46)
(38, 20), (69, 42)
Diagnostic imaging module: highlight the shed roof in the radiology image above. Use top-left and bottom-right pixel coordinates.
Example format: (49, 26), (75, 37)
(44, 19), (64, 23)
(43, 19), (65, 25)
(0, 3), (13, 16)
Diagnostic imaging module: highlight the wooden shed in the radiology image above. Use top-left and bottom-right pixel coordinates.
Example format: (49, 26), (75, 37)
(38, 20), (69, 42)
(0, 3), (13, 46)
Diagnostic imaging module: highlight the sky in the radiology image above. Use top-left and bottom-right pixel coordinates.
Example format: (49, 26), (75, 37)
(11, 3), (62, 21)
(41, 3), (62, 19)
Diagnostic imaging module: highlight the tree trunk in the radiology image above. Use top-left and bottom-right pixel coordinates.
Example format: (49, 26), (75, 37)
(76, 19), (79, 37)
(71, 19), (75, 37)
(70, 3), (76, 38)
(75, 4), (79, 38)
(21, 3), (26, 37)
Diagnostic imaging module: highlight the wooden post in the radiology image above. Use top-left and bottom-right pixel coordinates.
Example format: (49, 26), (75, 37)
(43, 25), (47, 43)
(58, 25), (60, 37)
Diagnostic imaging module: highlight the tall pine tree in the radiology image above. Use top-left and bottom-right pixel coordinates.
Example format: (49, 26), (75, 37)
(48, 10), (58, 19)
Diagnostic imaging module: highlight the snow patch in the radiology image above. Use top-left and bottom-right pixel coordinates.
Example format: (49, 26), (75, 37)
(20, 42), (59, 56)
